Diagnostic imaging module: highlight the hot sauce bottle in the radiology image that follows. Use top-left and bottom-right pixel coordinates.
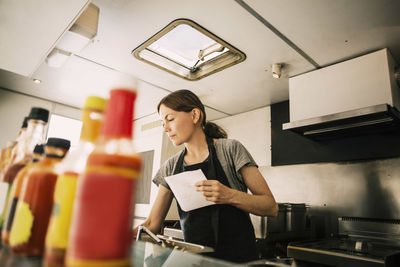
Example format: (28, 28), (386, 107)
(1, 110), (48, 235)
(1, 144), (45, 245)
(0, 141), (18, 175)
(0, 141), (17, 231)
(44, 96), (106, 267)
(66, 89), (141, 267)
(9, 138), (71, 256)
(1, 115), (27, 173)
(5, 117), (29, 169)
(3, 109), (49, 185)
(0, 117), (28, 231)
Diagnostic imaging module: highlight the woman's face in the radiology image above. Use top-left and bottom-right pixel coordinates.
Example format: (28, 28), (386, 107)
(159, 104), (199, 146)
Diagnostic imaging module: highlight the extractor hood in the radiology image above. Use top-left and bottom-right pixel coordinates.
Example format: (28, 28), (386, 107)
(283, 104), (400, 140)
(283, 48), (400, 140)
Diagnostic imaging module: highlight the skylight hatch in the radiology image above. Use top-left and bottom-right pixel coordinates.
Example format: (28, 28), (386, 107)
(132, 19), (245, 81)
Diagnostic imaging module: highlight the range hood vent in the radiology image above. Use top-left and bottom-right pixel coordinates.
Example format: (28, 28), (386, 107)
(282, 104), (400, 140)
(283, 49), (400, 140)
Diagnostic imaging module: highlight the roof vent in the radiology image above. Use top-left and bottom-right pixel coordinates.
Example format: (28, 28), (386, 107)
(132, 19), (246, 81)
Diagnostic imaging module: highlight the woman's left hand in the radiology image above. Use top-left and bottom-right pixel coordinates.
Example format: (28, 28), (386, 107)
(195, 180), (235, 204)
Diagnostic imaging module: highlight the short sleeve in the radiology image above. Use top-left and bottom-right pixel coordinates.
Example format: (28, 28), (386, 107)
(152, 152), (181, 190)
(152, 163), (171, 190)
(230, 139), (258, 173)
(214, 139), (258, 192)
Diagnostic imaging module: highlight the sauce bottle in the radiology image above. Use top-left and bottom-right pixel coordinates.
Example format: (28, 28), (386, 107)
(66, 89), (141, 267)
(3, 109), (49, 185)
(9, 138), (71, 256)
(1, 144), (45, 245)
(6, 117), (29, 167)
(0, 141), (17, 230)
(1, 112), (48, 234)
(0, 141), (18, 177)
(0, 117), (28, 230)
(44, 96), (106, 267)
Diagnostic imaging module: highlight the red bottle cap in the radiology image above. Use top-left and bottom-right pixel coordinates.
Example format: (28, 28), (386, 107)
(101, 89), (137, 139)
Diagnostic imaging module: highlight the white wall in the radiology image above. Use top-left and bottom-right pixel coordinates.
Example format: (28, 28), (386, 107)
(213, 107), (271, 166)
(0, 88), (81, 148)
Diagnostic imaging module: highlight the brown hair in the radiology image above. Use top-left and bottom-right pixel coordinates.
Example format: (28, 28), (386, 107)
(157, 89), (227, 139)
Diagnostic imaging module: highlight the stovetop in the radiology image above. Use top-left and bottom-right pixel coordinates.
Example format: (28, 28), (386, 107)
(288, 237), (400, 261)
(287, 217), (400, 267)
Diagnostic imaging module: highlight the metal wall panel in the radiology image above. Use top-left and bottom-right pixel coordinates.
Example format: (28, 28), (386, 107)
(261, 156), (400, 237)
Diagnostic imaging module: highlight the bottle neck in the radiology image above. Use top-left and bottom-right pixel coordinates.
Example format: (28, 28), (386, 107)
(96, 137), (136, 156)
(80, 108), (103, 143)
(101, 90), (135, 139)
(14, 120), (46, 163)
(32, 152), (43, 163)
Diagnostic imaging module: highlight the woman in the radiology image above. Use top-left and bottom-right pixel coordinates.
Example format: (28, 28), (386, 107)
(139, 89), (278, 263)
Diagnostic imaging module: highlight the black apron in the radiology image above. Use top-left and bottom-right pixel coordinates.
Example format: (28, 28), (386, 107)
(173, 136), (258, 263)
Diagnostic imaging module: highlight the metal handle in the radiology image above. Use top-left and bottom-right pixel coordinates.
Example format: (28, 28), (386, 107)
(136, 226), (163, 244)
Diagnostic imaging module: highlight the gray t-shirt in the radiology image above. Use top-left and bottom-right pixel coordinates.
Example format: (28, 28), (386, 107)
(152, 138), (258, 192)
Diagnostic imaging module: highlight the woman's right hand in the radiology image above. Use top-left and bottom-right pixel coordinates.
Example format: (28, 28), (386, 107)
(132, 186), (174, 242)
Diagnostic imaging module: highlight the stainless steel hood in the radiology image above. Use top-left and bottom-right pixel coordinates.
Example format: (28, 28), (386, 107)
(283, 49), (400, 140)
(282, 104), (400, 140)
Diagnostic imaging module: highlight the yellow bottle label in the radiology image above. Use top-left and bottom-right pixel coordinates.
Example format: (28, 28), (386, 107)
(66, 257), (131, 267)
(45, 173), (78, 249)
(9, 201), (34, 246)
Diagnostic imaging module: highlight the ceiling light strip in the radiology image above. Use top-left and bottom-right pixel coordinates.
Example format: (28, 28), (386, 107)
(234, 0), (320, 69)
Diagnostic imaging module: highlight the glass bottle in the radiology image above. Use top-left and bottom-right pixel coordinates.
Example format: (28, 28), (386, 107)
(0, 141), (17, 175)
(0, 116), (29, 231)
(0, 117), (28, 193)
(0, 141), (17, 231)
(44, 96), (106, 267)
(3, 108), (49, 184)
(9, 138), (70, 256)
(66, 89), (141, 267)
(1, 144), (45, 245)
(6, 117), (29, 167)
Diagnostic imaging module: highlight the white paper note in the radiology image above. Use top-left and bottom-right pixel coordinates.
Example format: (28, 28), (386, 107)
(165, 169), (215, 212)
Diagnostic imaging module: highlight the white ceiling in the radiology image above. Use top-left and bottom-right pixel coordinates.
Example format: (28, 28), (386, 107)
(1, 0), (399, 121)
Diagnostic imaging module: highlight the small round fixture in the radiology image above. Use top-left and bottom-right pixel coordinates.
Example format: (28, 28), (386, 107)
(33, 79), (41, 84)
(272, 63), (282, 79)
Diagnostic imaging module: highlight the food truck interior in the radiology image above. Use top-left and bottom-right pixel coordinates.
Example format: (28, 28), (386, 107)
(1, 1), (400, 266)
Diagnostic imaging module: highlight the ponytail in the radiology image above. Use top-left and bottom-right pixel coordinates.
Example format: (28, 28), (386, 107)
(204, 121), (227, 139)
